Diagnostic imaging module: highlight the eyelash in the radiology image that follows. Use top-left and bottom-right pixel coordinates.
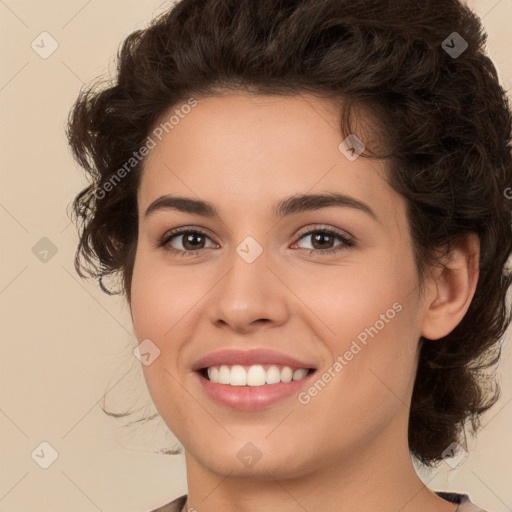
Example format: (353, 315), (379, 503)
(157, 225), (355, 258)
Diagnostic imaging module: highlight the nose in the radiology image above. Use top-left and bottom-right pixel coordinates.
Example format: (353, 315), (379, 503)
(208, 245), (290, 334)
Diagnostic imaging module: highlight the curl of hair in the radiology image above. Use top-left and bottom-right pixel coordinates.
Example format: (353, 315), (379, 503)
(66, 0), (512, 466)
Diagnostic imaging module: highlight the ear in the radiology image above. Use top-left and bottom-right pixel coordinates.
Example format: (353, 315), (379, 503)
(421, 233), (480, 340)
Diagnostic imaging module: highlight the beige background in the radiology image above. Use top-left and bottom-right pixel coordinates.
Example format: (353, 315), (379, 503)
(0, 1), (511, 511)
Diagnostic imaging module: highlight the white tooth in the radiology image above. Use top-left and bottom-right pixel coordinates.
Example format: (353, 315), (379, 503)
(208, 366), (219, 382)
(247, 365), (266, 386)
(266, 365), (282, 384)
(292, 368), (308, 381)
(207, 364), (309, 386)
(280, 366), (293, 383)
(218, 365), (230, 384)
(229, 365), (247, 386)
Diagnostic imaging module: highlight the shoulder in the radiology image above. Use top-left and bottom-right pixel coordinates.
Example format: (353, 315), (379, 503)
(147, 494), (187, 512)
(435, 491), (490, 512)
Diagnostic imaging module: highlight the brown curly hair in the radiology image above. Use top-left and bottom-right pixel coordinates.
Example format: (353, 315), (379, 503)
(66, 0), (512, 467)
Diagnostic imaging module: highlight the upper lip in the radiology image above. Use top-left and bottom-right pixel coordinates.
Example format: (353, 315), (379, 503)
(191, 349), (317, 371)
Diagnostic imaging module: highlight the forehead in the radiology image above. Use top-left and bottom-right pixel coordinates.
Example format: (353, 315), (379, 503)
(138, 92), (403, 227)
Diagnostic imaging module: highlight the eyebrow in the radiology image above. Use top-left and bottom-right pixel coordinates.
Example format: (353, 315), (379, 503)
(144, 192), (378, 222)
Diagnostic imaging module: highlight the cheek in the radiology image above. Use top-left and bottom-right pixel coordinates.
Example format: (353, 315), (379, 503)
(130, 249), (198, 342)
(304, 245), (420, 391)
(298, 245), (418, 341)
(130, 251), (193, 426)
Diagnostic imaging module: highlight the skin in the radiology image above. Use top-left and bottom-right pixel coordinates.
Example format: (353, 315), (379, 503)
(129, 92), (479, 512)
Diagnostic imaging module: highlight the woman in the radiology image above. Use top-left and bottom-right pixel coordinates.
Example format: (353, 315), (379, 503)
(66, 0), (512, 511)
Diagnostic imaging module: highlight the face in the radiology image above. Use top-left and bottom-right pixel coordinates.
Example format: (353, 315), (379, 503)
(130, 92), (427, 479)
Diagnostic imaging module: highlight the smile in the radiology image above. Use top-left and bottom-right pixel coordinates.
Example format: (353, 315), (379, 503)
(195, 365), (317, 411)
(201, 364), (314, 386)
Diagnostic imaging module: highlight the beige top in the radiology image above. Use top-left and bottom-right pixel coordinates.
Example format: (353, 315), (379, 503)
(148, 491), (490, 511)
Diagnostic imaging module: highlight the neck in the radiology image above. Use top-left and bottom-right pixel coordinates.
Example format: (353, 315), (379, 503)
(182, 409), (457, 512)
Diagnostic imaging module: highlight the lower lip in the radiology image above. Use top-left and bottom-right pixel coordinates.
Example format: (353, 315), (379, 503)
(194, 370), (317, 411)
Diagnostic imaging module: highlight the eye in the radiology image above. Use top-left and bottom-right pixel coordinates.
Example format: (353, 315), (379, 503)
(292, 226), (355, 257)
(158, 228), (217, 257)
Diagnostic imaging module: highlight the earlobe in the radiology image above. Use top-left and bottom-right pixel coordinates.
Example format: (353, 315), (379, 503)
(421, 233), (480, 340)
